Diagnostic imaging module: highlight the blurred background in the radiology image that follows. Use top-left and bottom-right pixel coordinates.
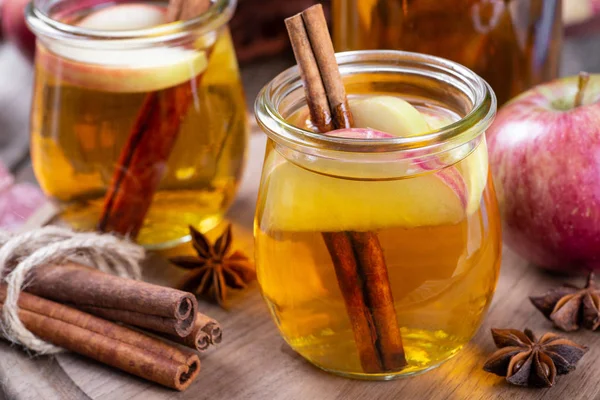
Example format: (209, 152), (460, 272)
(0, 0), (599, 174)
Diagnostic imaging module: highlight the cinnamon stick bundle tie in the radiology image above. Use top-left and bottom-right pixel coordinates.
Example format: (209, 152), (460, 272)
(0, 227), (224, 390)
(0, 286), (200, 391)
(26, 264), (198, 337)
(285, 5), (407, 373)
(0, 227), (144, 354)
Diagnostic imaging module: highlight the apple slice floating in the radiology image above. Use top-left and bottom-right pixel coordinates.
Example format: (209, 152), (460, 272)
(260, 126), (468, 232)
(350, 95), (488, 214)
(260, 96), (491, 232)
(260, 146), (468, 232)
(37, 4), (208, 93)
(349, 96), (431, 136)
(77, 4), (166, 30)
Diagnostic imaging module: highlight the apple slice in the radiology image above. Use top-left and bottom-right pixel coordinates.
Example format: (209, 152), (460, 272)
(349, 96), (431, 136)
(77, 4), (166, 30)
(459, 140), (489, 214)
(260, 149), (467, 232)
(259, 98), (486, 233)
(37, 4), (209, 93)
(259, 127), (468, 232)
(348, 95), (487, 215)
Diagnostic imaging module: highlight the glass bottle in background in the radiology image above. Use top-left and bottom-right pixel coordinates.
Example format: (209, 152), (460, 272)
(332, 0), (562, 105)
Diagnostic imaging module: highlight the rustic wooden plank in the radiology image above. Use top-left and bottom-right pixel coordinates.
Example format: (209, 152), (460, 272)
(0, 341), (90, 400)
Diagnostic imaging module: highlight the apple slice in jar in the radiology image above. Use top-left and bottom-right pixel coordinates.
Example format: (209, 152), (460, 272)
(350, 95), (488, 215)
(36, 4), (209, 93)
(259, 96), (479, 232)
(458, 139), (489, 214)
(350, 96), (432, 136)
(260, 130), (468, 232)
(77, 4), (166, 30)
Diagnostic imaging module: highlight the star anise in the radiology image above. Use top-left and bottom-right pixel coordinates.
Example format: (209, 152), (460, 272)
(483, 328), (588, 388)
(530, 272), (600, 332)
(170, 225), (256, 308)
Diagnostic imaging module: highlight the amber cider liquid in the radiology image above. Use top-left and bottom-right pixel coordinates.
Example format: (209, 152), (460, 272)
(31, 26), (248, 248)
(254, 97), (502, 377)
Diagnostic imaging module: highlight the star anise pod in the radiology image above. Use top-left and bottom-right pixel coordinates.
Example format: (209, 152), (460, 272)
(170, 225), (256, 308)
(483, 328), (588, 388)
(530, 272), (600, 331)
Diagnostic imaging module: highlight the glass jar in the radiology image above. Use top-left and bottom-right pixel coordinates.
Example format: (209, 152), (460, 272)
(27, 0), (248, 248)
(254, 51), (501, 379)
(332, 0), (562, 105)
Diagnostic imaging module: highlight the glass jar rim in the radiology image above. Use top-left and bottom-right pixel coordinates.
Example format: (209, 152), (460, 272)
(26, 0), (235, 44)
(255, 50), (497, 154)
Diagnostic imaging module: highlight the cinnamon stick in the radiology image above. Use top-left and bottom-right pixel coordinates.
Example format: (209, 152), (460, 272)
(98, 0), (211, 238)
(300, 5), (354, 129)
(321, 233), (383, 371)
(97, 82), (193, 237)
(198, 313), (223, 344)
(0, 286), (200, 391)
(285, 5), (407, 373)
(163, 312), (222, 352)
(348, 232), (406, 370)
(25, 263), (197, 337)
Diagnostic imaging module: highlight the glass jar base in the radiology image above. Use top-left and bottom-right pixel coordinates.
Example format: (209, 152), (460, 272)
(140, 213), (224, 250)
(56, 190), (227, 249)
(317, 364), (439, 381)
(309, 352), (459, 381)
(276, 323), (467, 381)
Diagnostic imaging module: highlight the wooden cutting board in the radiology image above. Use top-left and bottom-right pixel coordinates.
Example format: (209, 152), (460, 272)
(2, 132), (600, 400)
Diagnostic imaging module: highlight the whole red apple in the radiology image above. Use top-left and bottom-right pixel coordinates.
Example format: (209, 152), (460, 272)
(487, 73), (600, 272)
(2, 0), (35, 61)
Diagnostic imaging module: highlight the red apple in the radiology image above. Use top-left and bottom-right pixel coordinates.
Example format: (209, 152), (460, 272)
(487, 73), (600, 272)
(2, 0), (35, 61)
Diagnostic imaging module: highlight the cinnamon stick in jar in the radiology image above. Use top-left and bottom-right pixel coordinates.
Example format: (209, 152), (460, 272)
(25, 263), (197, 337)
(97, 82), (194, 238)
(285, 5), (407, 373)
(98, 0), (211, 238)
(0, 286), (200, 391)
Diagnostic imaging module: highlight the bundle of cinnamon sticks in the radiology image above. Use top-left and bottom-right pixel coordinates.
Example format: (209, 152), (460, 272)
(1, 263), (222, 391)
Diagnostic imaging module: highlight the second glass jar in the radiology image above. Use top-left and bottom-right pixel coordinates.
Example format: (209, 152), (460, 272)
(27, 0), (248, 248)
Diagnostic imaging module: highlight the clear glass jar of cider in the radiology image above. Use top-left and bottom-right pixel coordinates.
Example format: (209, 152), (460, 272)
(26, 0), (248, 248)
(332, 0), (562, 105)
(254, 51), (501, 379)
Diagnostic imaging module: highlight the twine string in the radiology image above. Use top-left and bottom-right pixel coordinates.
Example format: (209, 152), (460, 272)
(0, 227), (144, 354)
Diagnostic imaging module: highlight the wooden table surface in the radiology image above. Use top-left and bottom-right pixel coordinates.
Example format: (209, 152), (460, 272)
(2, 33), (600, 400)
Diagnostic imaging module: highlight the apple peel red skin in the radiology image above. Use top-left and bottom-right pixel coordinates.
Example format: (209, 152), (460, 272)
(327, 128), (469, 211)
(487, 75), (600, 272)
